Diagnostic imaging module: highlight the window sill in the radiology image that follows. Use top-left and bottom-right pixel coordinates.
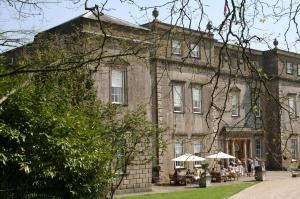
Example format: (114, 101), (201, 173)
(172, 53), (182, 56)
(111, 102), (128, 107)
(175, 166), (186, 169)
(193, 112), (203, 115)
(115, 172), (129, 176)
(231, 115), (240, 117)
(174, 111), (185, 114)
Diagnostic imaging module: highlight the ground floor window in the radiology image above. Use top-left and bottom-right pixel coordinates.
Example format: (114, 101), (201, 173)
(193, 141), (202, 167)
(291, 138), (298, 160)
(116, 149), (126, 174)
(175, 141), (184, 168)
(255, 139), (261, 158)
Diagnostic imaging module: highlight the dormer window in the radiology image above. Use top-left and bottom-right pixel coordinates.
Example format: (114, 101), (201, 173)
(286, 62), (293, 74)
(172, 40), (181, 55)
(190, 43), (200, 58)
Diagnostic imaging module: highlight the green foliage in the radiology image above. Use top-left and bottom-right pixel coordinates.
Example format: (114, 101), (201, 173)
(0, 67), (111, 198)
(0, 60), (161, 198)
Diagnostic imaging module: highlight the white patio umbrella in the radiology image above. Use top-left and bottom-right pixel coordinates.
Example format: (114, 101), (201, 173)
(206, 152), (236, 159)
(172, 153), (206, 162)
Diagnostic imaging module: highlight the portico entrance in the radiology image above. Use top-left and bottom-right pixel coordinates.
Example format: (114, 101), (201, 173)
(222, 127), (253, 163)
(225, 139), (252, 161)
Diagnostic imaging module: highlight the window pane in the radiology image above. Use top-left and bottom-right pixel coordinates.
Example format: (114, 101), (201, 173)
(255, 139), (261, 158)
(287, 63), (293, 74)
(173, 84), (183, 112)
(191, 43), (199, 58)
(193, 143), (202, 154)
(112, 70), (123, 87)
(111, 70), (124, 104)
(194, 142), (202, 166)
(298, 64), (300, 76)
(192, 86), (201, 113)
(255, 98), (261, 117)
(172, 40), (181, 55)
(291, 139), (298, 160)
(288, 96), (296, 115)
(175, 142), (184, 167)
(232, 94), (239, 116)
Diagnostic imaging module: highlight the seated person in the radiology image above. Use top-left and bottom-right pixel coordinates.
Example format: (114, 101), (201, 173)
(193, 168), (201, 180)
(186, 168), (192, 175)
(220, 167), (226, 176)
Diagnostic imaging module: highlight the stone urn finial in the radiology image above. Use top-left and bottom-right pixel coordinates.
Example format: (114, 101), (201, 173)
(206, 21), (213, 33)
(273, 38), (278, 48)
(152, 8), (159, 20)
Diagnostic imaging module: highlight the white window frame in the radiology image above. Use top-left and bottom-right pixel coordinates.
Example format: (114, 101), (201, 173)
(286, 62), (293, 74)
(111, 69), (124, 104)
(172, 40), (181, 55)
(255, 138), (261, 158)
(175, 141), (184, 168)
(192, 85), (202, 113)
(297, 64), (300, 76)
(190, 43), (200, 58)
(288, 95), (297, 116)
(193, 141), (202, 167)
(173, 83), (184, 113)
(291, 138), (298, 160)
(231, 94), (239, 117)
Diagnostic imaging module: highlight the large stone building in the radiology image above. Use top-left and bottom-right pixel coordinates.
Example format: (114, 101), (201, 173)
(6, 10), (300, 194)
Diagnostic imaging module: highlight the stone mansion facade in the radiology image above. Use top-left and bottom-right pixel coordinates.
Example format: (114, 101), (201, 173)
(6, 11), (300, 194)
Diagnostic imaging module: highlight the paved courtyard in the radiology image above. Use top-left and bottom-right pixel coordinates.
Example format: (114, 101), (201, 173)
(230, 171), (300, 199)
(117, 171), (299, 198)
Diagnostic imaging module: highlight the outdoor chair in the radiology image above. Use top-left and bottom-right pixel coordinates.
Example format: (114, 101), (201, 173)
(169, 174), (177, 185)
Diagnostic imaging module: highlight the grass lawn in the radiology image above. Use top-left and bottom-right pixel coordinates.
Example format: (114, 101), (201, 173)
(120, 182), (256, 199)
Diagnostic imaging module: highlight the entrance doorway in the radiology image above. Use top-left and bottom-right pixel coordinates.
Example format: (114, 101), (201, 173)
(226, 139), (252, 162)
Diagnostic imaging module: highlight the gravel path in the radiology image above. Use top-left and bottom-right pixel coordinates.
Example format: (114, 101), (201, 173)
(230, 171), (300, 199)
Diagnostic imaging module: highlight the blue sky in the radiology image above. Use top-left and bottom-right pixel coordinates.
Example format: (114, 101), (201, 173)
(0, 0), (298, 52)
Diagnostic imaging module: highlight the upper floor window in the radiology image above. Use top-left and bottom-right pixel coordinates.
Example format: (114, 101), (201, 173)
(190, 43), (200, 58)
(192, 85), (202, 113)
(286, 62), (293, 74)
(231, 94), (239, 117)
(255, 138), (262, 158)
(111, 70), (124, 104)
(175, 141), (184, 168)
(291, 138), (298, 160)
(288, 95), (296, 116)
(255, 98), (261, 117)
(251, 61), (259, 68)
(297, 64), (300, 76)
(173, 83), (184, 112)
(172, 40), (181, 55)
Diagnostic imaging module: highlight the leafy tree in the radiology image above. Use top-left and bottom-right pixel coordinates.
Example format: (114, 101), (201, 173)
(0, 48), (162, 198)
